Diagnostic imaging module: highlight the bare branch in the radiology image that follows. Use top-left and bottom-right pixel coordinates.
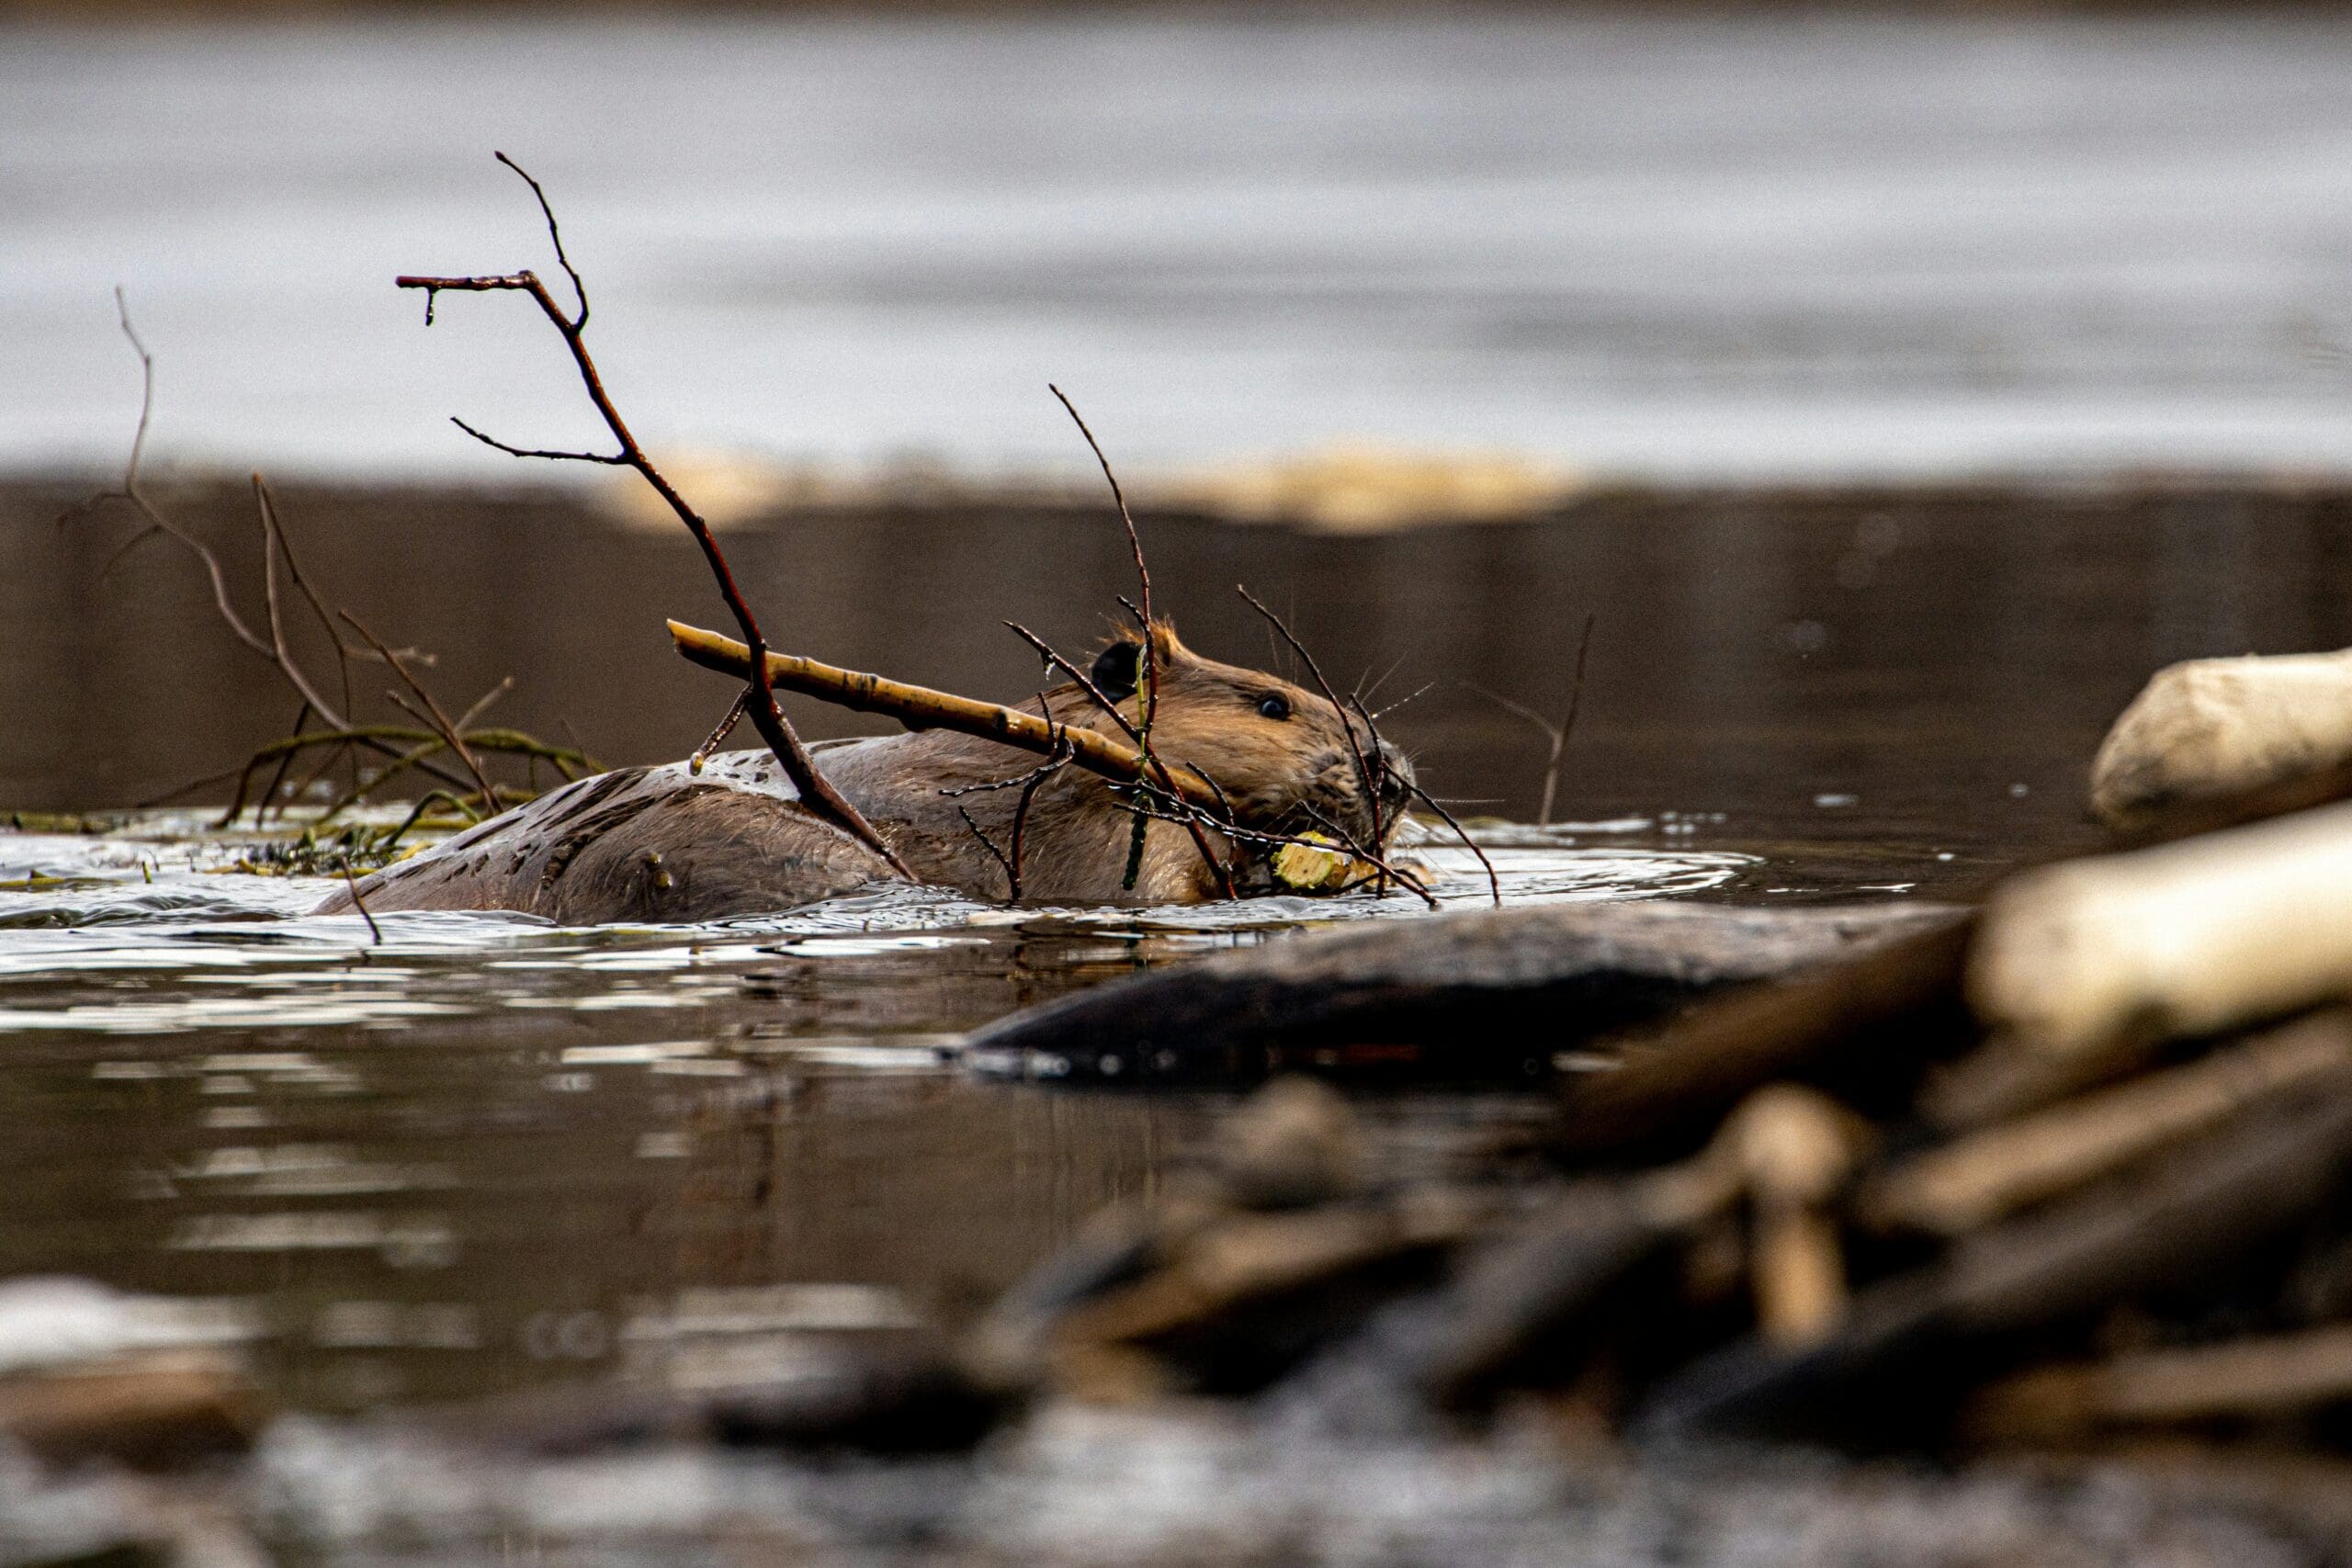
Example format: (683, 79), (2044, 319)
(343, 610), (499, 806)
(450, 416), (627, 466)
(495, 150), (588, 327)
(1238, 584), (1389, 892)
(1464, 611), (1593, 827)
(955, 805), (1017, 900)
(689, 687), (751, 774)
(341, 861), (384, 945)
(399, 154), (908, 877)
(1406, 777), (1499, 907)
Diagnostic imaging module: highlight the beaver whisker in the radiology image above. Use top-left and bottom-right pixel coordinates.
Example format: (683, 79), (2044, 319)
(1238, 586), (1392, 896)
(1373, 681), (1438, 721)
(1404, 777), (1500, 907)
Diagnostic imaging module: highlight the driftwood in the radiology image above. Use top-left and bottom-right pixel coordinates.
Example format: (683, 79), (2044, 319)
(0, 1351), (266, 1471)
(1972, 801), (2352, 1058)
(1963, 1325), (2352, 1442)
(398, 153), (907, 876)
(425, 1337), (1006, 1459)
(1385, 1145), (1745, 1412)
(967, 1079), (1494, 1400)
(961, 901), (1961, 1088)
(1731, 1087), (1866, 1347)
(2092, 647), (2352, 834)
(1866, 1010), (2352, 1235)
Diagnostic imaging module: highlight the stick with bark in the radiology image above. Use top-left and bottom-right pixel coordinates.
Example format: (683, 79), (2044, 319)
(668, 621), (1223, 808)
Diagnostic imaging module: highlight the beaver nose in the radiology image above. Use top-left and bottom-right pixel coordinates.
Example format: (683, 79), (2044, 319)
(1375, 739), (1415, 804)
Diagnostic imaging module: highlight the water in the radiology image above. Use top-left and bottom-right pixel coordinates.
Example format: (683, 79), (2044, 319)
(9, 468), (2352, 1431)
(9, 12), (2352, 480)
(0, 809), (1747, 1415)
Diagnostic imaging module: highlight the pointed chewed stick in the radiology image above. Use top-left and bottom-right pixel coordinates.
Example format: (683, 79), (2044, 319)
(666, 620), (1221, 810)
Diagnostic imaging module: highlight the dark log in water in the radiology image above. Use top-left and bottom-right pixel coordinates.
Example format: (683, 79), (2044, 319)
(962, 901), (1961, 1088)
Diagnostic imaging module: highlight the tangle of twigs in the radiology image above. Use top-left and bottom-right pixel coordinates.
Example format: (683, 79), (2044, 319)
(63, 292), (587, 832)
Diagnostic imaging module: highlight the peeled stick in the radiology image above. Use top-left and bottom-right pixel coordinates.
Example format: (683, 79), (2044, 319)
(2091, 647), (2352, 830)
(1973, 800), (2352, 1055)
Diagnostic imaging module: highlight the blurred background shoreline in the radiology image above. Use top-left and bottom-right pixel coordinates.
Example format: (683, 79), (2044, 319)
(10, 6), (2352, 488)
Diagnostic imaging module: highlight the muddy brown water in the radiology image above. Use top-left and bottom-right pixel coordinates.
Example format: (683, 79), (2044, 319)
(2, 477), (2350, 1559)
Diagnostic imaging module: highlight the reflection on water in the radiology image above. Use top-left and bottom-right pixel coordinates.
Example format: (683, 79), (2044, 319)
(0, 807), (1740, 1414)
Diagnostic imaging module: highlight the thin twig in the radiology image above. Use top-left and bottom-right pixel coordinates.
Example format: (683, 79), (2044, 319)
(1406, 778), (1499, 907)
(496, 150), (588, 326)
(690, 687), (751, 774)
(1237, 585), (1389, 892)
(1049, 386), (1167, 891)
(1002, 623), (1236, 899)
(1004, 624), (1141, 741)
(454, 676), (515, 735)
(389, 789), (484, 841)
(939, 696), (1076, 903)
(1463, 612), (1593, 827)
(1007, 743), (1073, 902)
(65, 294), (356, 729)
(956, 805), (1017, 900)
(345, 611), (500, 806)
(341, 861), (384, 945)
(451, 417), (628, 466)
(253, 699), (313, 823)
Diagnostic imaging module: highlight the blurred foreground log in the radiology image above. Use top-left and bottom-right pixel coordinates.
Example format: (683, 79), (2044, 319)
(0, 1350), (265, 1471)
(1551, 914), (1977, 1159)
(1973, 802), (2352, 1057)
(1639, 1071), (2352, 1441)
(1964, 1325), (2352, 1442)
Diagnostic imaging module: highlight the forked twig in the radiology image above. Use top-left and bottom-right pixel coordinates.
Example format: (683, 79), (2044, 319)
(1467, 611), (1595, 828)
(940, 699), (1078, 904)
(397, 152), (908, 878)
(340, 611), (499, 806)
(64, 294), (354, 731)
(1002, 623), (1236, 899)
(956, 805), (1017, 898)
(1048, 386), (1178, 893)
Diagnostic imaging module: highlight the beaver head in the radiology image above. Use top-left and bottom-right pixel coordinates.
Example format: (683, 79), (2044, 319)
(1081, 622), (1414, 867)
(820, 621), (1418, 904)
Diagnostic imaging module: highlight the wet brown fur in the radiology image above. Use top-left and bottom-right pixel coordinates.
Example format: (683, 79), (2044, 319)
(314, 626), (1410, 923)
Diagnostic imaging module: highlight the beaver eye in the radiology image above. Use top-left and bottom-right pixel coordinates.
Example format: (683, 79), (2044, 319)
(1256, 693), (1291, 721)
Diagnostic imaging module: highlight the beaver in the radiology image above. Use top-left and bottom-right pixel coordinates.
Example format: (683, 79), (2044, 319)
(312, 624), (1414, 923)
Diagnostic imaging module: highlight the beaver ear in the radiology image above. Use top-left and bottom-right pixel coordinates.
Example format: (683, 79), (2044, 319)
(1091, 638), (1143, 701)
